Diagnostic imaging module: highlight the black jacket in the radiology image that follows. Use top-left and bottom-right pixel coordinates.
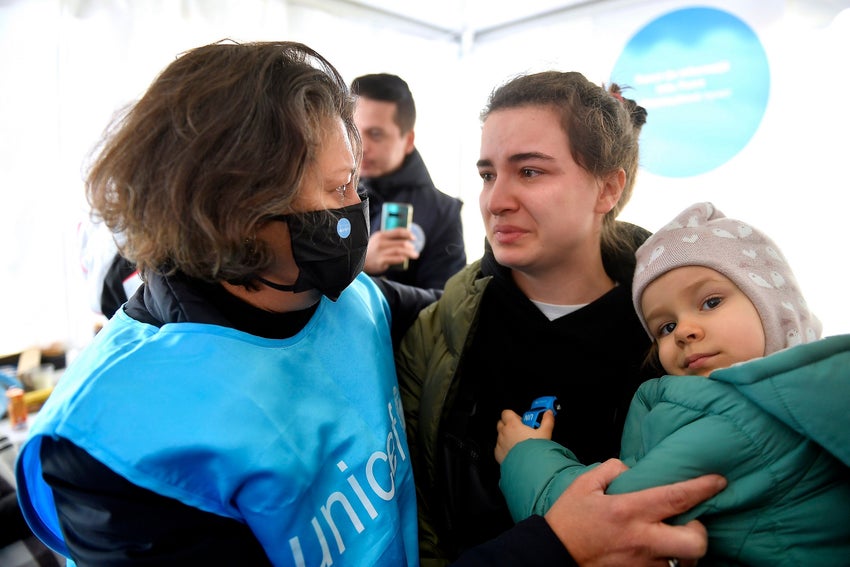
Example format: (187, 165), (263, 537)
(100, 254), (138, 318)
(362, 148), (466, 289)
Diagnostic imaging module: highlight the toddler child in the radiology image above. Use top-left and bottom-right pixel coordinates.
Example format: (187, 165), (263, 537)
(496, 202), (850, 565)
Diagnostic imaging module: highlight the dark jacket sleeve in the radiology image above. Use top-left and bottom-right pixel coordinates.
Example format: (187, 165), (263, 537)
(40, 437), (272, 566)
(371, 277), (442, 348)
(100, 254), (139, 319)
(451, 515), (578, 566)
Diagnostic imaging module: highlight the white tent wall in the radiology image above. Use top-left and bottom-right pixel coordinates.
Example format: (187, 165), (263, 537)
(455, 0), (850, 340)
(0, 0), (847, 359)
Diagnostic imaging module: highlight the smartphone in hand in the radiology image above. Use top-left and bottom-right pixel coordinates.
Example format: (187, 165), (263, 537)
(381, 202), (414, 271)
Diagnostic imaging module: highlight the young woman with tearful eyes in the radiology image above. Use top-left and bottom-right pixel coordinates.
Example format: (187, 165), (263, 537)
(397, 72), (726, 567)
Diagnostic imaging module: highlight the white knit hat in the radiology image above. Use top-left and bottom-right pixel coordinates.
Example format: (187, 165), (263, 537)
(632, 202), (821, 355)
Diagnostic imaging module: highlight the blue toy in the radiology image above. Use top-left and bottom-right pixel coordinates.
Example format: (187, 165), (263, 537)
(522, 396), (561, 429)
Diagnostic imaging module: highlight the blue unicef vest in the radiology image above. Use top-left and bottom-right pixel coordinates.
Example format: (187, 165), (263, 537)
(17, 274), (419, 566)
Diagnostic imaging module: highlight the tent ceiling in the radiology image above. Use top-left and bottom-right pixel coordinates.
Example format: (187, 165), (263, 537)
(295, 0), (607, 44)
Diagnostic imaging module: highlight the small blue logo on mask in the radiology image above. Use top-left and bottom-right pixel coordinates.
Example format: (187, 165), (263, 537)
(337, 218), (352, 239)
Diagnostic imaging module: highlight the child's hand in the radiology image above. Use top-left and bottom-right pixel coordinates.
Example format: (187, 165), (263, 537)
(495, 408), (555, 464)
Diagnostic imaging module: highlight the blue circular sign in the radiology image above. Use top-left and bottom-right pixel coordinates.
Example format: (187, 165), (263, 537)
(611, 7), (770, 177)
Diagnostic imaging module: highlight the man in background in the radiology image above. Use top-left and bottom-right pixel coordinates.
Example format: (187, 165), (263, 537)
(351, 73), (466, 290)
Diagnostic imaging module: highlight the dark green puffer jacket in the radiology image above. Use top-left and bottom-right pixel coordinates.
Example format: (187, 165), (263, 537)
(396, 259), (490, 565)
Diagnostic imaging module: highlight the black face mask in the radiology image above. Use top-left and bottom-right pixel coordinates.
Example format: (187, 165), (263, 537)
(255, 199), (370, 301)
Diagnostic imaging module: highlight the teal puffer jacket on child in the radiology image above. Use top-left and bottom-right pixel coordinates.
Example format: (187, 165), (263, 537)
(500, 334), (850, 566)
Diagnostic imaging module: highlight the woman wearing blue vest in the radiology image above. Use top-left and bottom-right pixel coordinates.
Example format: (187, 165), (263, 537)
(15, 40), (420, 566)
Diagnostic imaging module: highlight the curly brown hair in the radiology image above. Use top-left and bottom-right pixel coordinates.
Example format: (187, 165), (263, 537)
(86, 40), (361, 283)
(480, 71), (647, 259)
